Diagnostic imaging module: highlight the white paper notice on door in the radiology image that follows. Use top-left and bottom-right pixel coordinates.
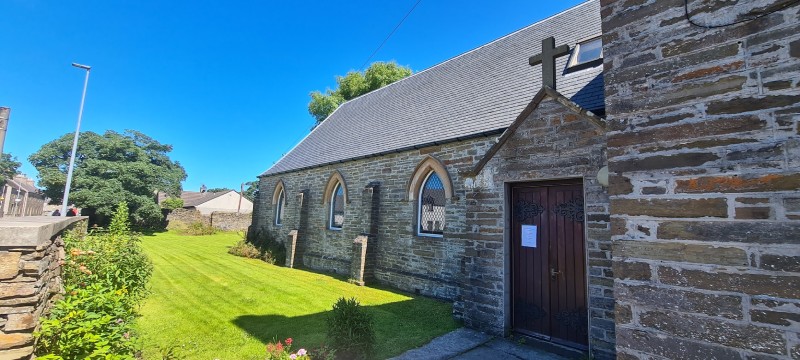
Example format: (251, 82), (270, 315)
(521, 225), (537, 248)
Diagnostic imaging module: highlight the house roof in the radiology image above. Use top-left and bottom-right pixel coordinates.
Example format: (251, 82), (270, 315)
(5, 175), (40, 194)
(180, 190), (235, 207)
(263, 0), (603, 176)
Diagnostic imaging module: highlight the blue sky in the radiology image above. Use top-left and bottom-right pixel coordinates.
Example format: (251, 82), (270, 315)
(0, 0), (584, 192)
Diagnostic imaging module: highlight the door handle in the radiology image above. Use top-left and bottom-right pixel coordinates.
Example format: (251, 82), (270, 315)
(550, 267), (561, 281)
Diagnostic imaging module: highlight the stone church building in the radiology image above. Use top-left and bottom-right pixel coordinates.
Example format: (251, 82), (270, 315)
(253, 0), (800, 358)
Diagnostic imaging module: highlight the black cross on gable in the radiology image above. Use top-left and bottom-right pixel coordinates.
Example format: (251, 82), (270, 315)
(528, 36), (570, 90)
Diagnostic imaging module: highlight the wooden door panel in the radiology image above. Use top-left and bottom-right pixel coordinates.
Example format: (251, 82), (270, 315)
(511, 180), (587, 348)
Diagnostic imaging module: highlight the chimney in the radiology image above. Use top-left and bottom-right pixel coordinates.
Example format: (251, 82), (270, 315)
(200, 184), (207, 193)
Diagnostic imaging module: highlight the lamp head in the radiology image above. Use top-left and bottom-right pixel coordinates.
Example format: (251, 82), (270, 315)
(71, 63), (91, 70)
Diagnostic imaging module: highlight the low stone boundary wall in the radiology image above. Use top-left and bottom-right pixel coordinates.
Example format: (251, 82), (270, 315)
(166, 208), (251, 231)
(210, 212), (252, 231)
(0, 216), (87, 358)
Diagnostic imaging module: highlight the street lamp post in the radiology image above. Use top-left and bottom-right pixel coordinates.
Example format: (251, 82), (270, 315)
(61, 63), (91, 217)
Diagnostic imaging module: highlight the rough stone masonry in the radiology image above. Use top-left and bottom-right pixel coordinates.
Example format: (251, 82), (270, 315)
(601, 0), (800, 358)
(0, 216), (86, 359)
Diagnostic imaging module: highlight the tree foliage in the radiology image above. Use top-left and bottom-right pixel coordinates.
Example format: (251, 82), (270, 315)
(206, 187), (232, 193)
(29, 130), (187, 227)
(243, 181), (258, 202)
(308, 61), (412, 123)
(160, 197), (184, 210)
(0, 153), (21, 183)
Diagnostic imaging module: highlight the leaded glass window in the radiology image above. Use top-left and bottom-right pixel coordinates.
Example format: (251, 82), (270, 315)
(418, 171), (445, 235)
(275, 189), (285, 226)
(330, 183), (344, 229)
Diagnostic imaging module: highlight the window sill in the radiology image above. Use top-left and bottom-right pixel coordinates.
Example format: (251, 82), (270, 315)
(416, 232), (444, 238)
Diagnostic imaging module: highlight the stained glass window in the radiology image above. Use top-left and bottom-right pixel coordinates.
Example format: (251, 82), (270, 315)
(275, 189), (285, 226)
(330, 183), (344, 229)
(418, 171), (445, 235)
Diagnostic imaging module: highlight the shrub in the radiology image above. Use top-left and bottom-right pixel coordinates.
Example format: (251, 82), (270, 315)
(36, 284), (137, 359)
(326, 297), (375, 359)
(36, 202), (152, 358)
(246, 228), (286, 265)
(180, 221), (216, 236)
(228, 240), (261, 259)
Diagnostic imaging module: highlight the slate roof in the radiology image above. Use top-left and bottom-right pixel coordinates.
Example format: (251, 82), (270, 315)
(180, 190), (234, 207)
(264, 0), (603, 176)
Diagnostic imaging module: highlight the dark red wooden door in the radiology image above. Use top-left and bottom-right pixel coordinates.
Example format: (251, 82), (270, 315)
(511, 180), (587, 348)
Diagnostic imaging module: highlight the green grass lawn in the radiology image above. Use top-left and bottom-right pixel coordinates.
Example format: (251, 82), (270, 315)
(138, 231), (459, 359)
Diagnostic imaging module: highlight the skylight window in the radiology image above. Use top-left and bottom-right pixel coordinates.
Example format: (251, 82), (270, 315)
(568, 37), (603, 68)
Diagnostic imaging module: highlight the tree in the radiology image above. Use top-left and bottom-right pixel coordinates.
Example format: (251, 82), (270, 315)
(308, 61), (412, 123)
(0, 153), (21, 183)
(206, 187), (233, 193)
(243, 181), (258, 202)
(161, 197), (184, 210)
(29, 130), (187, 227)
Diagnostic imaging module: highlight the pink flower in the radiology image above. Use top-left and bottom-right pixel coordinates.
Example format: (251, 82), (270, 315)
(290, 355), (297, 360)
(297, 349), (307, 356)
(285, 337), (293, 346)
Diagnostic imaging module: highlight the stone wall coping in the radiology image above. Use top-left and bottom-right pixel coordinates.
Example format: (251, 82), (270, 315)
(0, 216), (86, 247)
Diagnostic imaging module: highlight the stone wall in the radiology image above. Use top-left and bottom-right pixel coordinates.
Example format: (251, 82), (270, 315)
(466, 96), (613, 358)
(601, 0), (800, 358)
(211, 212), (252, 231)
(0, 216), (87, 358)
(255, 136), (498, 305)
(166, 208), (251, 231)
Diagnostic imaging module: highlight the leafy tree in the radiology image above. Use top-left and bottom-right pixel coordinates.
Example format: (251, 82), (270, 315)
(161, 197), (184, 210)
(0, 153), (21, 183)
(243, 181), (258, 202)
(29, 130), (187, 227)
(308, 61), (412, 123)
(206, 187), (233, 193)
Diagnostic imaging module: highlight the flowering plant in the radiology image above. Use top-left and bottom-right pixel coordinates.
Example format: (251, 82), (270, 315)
(265, 338), (310, 360)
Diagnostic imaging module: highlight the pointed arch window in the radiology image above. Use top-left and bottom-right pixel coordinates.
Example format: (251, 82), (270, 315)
(275, 189), (285, 226)
(329, 182), (345, 230)
(409, 156), (453, 237)
(418, 171), (446, 235)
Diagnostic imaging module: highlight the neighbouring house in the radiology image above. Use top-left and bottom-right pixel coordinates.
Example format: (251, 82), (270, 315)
(160, 188), (253, 215)
(1, 174), (46, 216)
(252, 1), (800, 359)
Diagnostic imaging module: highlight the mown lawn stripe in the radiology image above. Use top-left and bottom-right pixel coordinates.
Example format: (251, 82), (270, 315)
(138, 231), (458, 359)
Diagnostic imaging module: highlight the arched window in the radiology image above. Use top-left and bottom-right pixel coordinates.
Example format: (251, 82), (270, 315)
(418, 171), (445, 235)
(329, 182), (345, 229)
(408, 156), (453, 237)
(275, 188), (285, 226)
(272, 180), (286, 226)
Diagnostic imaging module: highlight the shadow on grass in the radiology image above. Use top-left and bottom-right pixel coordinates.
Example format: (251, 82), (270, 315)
(233, 297), (459, 359)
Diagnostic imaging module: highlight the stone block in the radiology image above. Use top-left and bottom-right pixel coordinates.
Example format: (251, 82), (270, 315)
(0, 283), (36, 300)
(759, 254), (800, 272)
(0, 333), (33, 350)
(616, 283), (743, 319)
(612, 152), (719, 173)
(611, 198), (727, 218)
(750, 309), (800, 327)
(658, 267), (800, 299)
(4, 313), (34, 331)
(613, 261), (651, 281)
(616, 327), (741, 360)
(0, 346), (34, 360)
(0, 253), (20, 280)
(614, 240), (747, 266)
(658, 221), (800, 244)
(706, 95), (800, 115)
(639, 310), (786, 354)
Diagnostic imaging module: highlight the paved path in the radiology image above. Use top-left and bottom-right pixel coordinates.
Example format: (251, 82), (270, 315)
(390, 328), (572, 360)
